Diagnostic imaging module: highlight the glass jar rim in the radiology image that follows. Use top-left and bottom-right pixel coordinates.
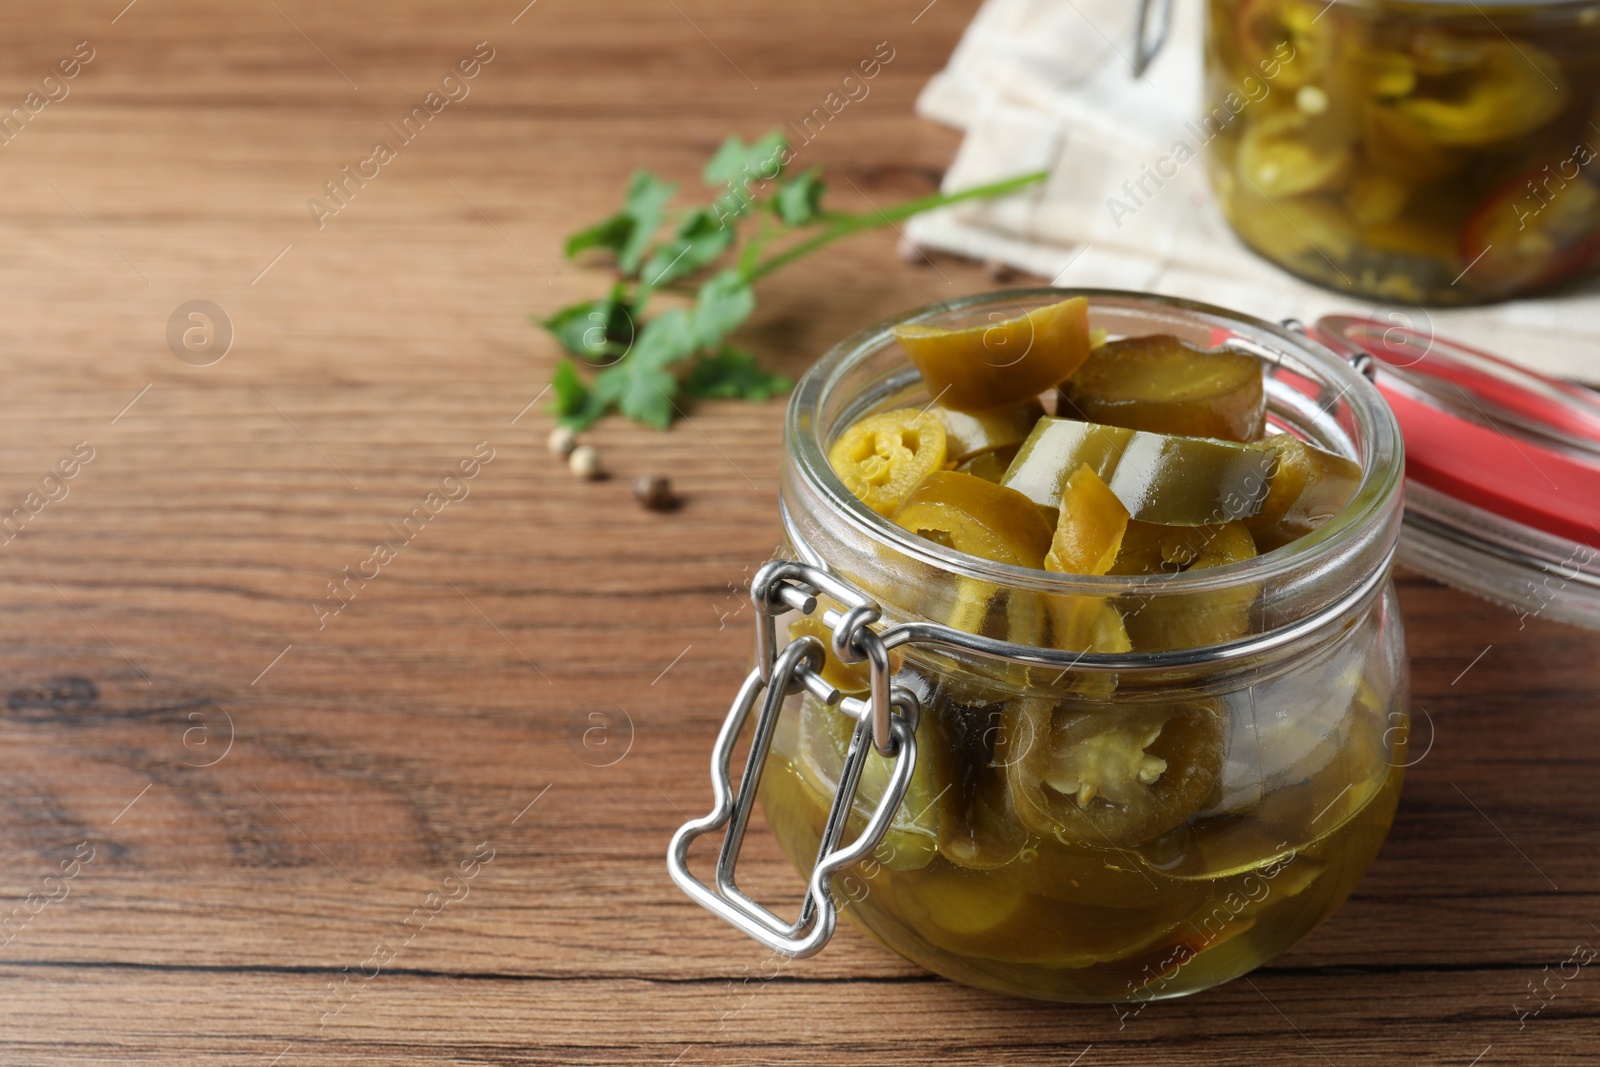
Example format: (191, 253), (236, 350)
(785, 287), (1404, 599)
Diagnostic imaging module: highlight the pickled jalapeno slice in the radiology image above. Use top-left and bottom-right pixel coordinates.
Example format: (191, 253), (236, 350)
(828, 407), (948, 516)
(892, 470), (1053, 569)
(1108, 433), (1275, 528)
(954, 444), (1021, 484)
(893, 470), (1055, 644)
(1001, 418), (1131, 507)
(1361, 103), (1460, 186)
(939, 767), (1034, 870)
(892, 296), (1092, 413)
(1108, 520), (1244, 578)
(938, 399), (1046, 463)
(1120, 522), (1260, 651)
(1001, 698), (1226, 849)
(1396, 36), (1566, 148)
(787, 615), (871, 693)
(1244, 434), (1362, 552)
(1234, 0), (1326, 89)
(1003, 417), (1277, 526)
(1237, 110), (1352, 199)
(1045, 463), (1129, 577)
(1058, 333), (1266, 443)
(797, 691), (943, 871)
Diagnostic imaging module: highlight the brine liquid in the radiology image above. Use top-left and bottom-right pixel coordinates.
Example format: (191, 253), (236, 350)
(759, 740), (1403, 1003)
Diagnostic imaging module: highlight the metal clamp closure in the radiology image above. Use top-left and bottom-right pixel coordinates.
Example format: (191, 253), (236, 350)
(1132, 0), (1175, 77)
(667, 560), (920, 958)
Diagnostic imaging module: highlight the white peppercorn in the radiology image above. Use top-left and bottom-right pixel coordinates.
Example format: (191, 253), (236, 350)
(548, 426), (578, 457)
(568, 444), (601, 480)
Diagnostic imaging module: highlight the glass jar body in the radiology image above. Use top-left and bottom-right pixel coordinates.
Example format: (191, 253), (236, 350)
(759, 581), (1406, 1002)
(1203, 0), (1600, 305)
(755, 289), (1409, 1003)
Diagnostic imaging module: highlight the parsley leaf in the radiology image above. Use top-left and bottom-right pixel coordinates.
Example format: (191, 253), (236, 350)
(592, 361), (678, 429)
(703, 132), (788, 223)
(691, 270), (755, 349)
(538, 285), (637, 363)
(704, 131), (789, 188)
(551, 359), (612, 429)
(629, 308), (697, 370)
(685, 347), (793, 401)
(543, 129), (1048, 431)
(639, 208), (736, 289)
(771, 168), (826, 226)
(618, 367), (679, 428)
(616, 171), (677, 273)
(563, 214), (632, 260)
(564, 171), (677, 275)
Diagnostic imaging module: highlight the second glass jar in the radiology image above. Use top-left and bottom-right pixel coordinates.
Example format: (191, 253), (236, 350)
(1205, 0), (1600, 304)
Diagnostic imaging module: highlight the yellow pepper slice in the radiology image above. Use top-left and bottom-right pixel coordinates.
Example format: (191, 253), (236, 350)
(1237, 110), (1352, 199)
(1243, 434), (1362, 551)
(828, 407), (947, 516)
(892, 296), (1092, 414)
(1397, 36), (1566, 148)
(894, 470), (1054, 645)
(892, 470), (1053, 569)
(1045, 463), (1129, 577)
(1058, 333), (1265, 443)
(1031, 464), (1132, 698)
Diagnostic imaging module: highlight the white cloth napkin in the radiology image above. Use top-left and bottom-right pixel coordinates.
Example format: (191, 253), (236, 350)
(908, 0), (1600, 383)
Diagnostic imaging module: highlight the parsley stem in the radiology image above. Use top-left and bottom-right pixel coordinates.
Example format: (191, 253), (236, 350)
(743, 169), (1047, 283)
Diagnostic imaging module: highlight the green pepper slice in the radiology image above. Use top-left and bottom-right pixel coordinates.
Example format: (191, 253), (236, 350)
(938, 399), (1046, 463)
(1233, 0), (1327, 90)
(892, 469), (1054, 569)
(1118, 522), (1260, 651)
(1237, 110), (1352, 199)
(892, 296), (1093, 414)
(954, 444), (1020, 484)
(1058, 333), (1265, 443)
(893, 470), (1055, 645)
(1000, 697), (1227, 849)
(1396, 35), (1566, 148)
(1002, 417), (1277, 526)
(1243, 434), (1362, 551)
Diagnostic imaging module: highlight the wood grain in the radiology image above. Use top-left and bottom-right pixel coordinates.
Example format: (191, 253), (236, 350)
(1, 0), (1597, 1063)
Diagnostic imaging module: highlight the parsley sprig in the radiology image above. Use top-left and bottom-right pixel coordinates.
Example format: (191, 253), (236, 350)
(541, 130), (1047, 430)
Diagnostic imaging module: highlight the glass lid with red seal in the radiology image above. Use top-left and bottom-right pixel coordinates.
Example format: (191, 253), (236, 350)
(1311, 315), (1600, 631)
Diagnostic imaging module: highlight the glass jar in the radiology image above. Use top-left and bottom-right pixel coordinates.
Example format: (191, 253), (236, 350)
(670, 289), (1409, 1004)
(1203, 0), (1600, 305)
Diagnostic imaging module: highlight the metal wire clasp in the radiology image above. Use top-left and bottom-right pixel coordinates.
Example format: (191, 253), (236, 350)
(666, 560), (920, 958)
(1131, 0), (1175, 77)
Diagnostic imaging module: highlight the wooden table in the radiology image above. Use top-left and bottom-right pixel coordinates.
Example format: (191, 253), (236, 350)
(3, 1), (1598, 1062)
